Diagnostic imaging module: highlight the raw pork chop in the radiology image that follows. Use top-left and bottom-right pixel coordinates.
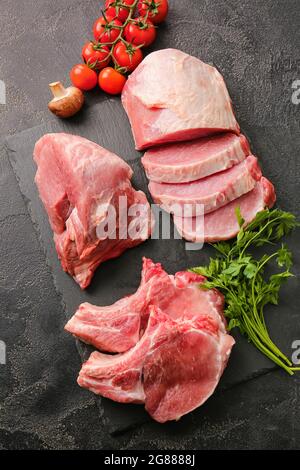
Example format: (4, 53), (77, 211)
(122, 49), (240, 150)
(65, 258), (173, 352)
(149, 155), (262, 217)
(142, 133), (250, 183)
(34, 133), (152, 288)
(78, 306), (235, 422)
(173, 177), (276, 243)
(65, 258), (225, 352)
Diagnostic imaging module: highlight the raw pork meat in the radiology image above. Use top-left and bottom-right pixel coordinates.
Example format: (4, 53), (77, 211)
(65, 258), (172, 352)
(65, 258), (226, 352)
(78, 306), (235, 422)
(173, 177), (276, 243)
(149, 155), (262, 217)
(142, 133), (250, 183)
(122, 49), (240, 150)
(34, 133), (152, 288)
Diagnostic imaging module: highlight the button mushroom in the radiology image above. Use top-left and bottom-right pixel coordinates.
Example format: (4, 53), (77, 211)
(48, 81), (84, 118)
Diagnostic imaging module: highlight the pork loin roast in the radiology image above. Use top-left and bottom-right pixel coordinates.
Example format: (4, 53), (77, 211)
(122, 49), (240, 150)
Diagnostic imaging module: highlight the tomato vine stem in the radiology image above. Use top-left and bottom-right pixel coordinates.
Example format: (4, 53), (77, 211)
(93, 0), (141, 72)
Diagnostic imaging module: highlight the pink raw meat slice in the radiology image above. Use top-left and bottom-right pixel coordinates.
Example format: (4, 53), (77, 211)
(149, 155), (262, 217)
(34, 139), (71, 234)
(65, 258), (173, 352)
(77, 307), (171, 404)
(65, 259), (226, 353)
(169, 271), (225, 330)
(122, 49), (240, 150)
(53, 189), (152, 290)
(78, 306), (235, 422)
(142, 133), (250, 183)
(34, 133), (153, 288)
(65, 301), (142, 353)
(143, 314), (234, 423)
(173, 177), (276, 243)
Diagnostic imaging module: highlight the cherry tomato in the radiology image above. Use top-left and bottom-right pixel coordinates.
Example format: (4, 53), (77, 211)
(98, 67), (127, 95)
(70, 64), (98, 91)
(138, 0), (168, 24)
(124, 17), (156, 47)
(105, 0), (136, 23)
(93, 16), (123, 43)
(113, 41), (143, 72)
(82, 42), (111, 70)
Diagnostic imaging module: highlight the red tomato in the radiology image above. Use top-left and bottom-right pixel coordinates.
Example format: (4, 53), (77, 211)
(93, 16), (123, 43)
(113, 41), (143, 72)
(98, 67), (127, 94)
(82, 42), (111, 70)
(138, 0), (168, 24)
(105, 0), (136, 23)
(70, 64), (98, 91)
(124, 17), (156, 47)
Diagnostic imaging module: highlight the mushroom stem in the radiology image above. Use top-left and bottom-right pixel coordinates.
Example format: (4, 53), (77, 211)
(49, 81), (67, 99)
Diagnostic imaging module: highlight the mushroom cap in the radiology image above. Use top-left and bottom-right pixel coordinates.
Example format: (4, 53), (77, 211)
(48, 86), (84, 118)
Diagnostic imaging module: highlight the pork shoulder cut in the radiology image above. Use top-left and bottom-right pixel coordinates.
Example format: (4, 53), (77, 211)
(122, 49), (240, 150)
(149, 155), (262, 217)
(34, 133), (152, 288)
(173, 177), (276, 243)
(78, 305), (235, 422)
(142, 133), (250, 183)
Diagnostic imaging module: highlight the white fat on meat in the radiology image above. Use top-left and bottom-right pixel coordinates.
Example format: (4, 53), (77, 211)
(122, 49), (240, 150)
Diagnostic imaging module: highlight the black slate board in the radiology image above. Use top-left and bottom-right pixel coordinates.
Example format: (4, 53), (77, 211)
(6, 100), (300, 434)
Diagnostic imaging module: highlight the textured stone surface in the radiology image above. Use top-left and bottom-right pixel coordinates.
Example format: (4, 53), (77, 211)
(0, 0), (300, 449)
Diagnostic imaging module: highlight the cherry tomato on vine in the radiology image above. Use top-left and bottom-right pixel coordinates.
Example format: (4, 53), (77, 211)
(105, 0), (136, 23)
(82, 42), (111, 70)
(98, 67), (127, 94)
(124, 17), (156, 47)
(70, 64), (98, 91)
(113, 41), (143, 72)
(93, 16), (123, 43)
(138, 0), (168, 24)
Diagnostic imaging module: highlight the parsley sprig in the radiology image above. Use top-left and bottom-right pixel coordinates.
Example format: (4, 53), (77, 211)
(190, 208), (300, 375)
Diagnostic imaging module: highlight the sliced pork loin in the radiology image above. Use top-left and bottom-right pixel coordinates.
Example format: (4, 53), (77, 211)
(142, 133), (250, 183)
(65, 258), (225, 353)
(34, 133), (152, 289)
(174, 177), (276, 243)
(78, 306), (235, 422)
(122, 49), (240, 150)
(149, 155), (262, 217)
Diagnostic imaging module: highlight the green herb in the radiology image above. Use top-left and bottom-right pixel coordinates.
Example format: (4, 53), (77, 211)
(190, 208), (300, 375)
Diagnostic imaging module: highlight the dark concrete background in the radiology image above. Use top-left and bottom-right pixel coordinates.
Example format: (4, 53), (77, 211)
(0, 0), (300, 449)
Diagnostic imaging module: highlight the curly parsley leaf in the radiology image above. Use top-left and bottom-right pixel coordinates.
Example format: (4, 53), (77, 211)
(190, 208), (300, 375)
